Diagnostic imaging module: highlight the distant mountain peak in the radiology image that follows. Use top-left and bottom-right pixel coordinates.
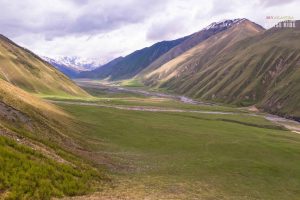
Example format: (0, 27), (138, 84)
(41, 56), (102, 78)
(204, 18), (247, 30)
(42, 56), (101, 71)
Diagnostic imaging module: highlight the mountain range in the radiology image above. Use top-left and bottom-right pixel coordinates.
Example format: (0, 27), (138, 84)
(72, 19), (300, 119)
(79, 36), (190, 80)
(141, 20), (300, 119)
(3, 18), (298, 119)
(79, 19), (250, 80)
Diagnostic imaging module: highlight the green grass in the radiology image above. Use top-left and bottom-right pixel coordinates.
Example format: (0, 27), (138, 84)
(56, 102), (300, 199)
(45, 90), (243, 113)
(120, 79), (145, 87)
(0, 136), (105, 200)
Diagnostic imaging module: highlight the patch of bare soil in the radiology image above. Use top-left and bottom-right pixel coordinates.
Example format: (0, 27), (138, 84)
(0, 101), (33, 130)
(247, 105), (259, 112)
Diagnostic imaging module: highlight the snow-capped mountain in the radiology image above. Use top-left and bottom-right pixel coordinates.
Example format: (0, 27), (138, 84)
(204, 18), (246, 30)
(42, 56), (102, 78)
(43, 56), (101, 71)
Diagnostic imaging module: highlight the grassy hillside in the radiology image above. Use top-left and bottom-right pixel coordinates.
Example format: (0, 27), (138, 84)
(142, 20), (300, 119)
(0, 34), (89, 97)
(0, 79), (106, 199)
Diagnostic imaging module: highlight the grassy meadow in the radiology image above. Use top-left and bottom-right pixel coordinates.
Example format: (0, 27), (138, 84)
(50, 89), (300, 199)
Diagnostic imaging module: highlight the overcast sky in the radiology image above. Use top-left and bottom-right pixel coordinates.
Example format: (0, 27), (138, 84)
(0, 0), (299, 63)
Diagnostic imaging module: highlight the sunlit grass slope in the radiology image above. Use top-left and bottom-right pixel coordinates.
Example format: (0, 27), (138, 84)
(0, 79), (106, 199)
(0, 34), (89, 97)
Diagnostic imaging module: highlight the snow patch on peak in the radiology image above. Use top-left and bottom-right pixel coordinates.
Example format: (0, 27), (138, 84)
(42, 56), (102, 71)
(204, 18), (247, 30)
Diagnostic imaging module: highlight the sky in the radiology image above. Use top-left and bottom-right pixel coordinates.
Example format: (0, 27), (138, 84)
(0, 0), (299, 64)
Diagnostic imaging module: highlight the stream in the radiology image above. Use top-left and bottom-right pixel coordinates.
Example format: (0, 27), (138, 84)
(72, 79), (300, 134)
(75, 79), (212, 105)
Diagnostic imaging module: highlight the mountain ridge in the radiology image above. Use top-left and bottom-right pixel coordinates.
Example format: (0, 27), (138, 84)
(141, 18), (265, 85)
(78, 18), (256, 81)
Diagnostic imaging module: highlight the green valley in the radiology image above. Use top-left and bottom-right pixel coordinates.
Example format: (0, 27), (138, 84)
(1, 2), (300, 199)
(46, 81), (300, 199)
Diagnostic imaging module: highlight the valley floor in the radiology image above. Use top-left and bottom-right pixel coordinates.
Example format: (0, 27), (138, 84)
(41, 79), (300, 200)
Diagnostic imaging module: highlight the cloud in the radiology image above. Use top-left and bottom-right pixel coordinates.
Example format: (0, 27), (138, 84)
(259, 0), (296, 7)
(208, 0), (237, 16)
(0, 0), (169, 39)
(146, 17), (188, 41)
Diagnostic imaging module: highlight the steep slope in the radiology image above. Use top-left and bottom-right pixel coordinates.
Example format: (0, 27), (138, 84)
(79, 36), (189, 80)
(140, 19), (258, 75)
(0, 35), (89, 97)
(0, 79), (104, 199)
(0, 77), (84, 152)
(143, 20), (300, 118)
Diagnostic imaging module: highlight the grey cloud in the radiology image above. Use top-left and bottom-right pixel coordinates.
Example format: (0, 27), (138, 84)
(0, 0), (169, 39)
